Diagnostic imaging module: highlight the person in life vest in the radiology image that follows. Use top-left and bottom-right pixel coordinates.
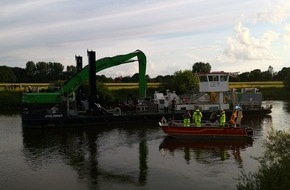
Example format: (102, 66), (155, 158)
(230, 106), (243, 127)
(219, 109), (226, 127)
(235, 107), (243, 127)
(230, 110), (237, 128)
(183, 110), (191, 127)
(193, 108), (202, 127)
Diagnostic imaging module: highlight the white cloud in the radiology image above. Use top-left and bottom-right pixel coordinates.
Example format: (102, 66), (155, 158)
(255, 0), (290, 24)
(224, 22), (279, 61)
(283, 24), (290, 46)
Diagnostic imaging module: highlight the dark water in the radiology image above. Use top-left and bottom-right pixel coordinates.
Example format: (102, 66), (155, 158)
(0, 101), (289, 190)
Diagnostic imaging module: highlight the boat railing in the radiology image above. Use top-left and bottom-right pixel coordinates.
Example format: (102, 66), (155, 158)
(114, 107), (122, 115)
(160, 117), (167, 124)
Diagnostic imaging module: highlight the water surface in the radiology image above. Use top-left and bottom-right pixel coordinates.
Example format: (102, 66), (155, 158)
(0, 101), (289, 190)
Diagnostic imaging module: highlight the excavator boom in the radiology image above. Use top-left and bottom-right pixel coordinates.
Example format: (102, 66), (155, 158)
(22, 50), (147, 104)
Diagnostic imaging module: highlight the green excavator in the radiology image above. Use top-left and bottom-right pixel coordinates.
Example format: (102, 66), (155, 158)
(22, 50), (147, 105)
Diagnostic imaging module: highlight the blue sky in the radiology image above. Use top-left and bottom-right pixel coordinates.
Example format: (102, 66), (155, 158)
(1, 0), (290, 78)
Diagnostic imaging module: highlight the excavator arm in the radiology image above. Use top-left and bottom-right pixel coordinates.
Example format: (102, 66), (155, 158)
(22, 50), (147, 104)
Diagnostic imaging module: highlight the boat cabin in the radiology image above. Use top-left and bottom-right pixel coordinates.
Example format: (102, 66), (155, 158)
(197, 72), (230, 111)
(198, 72), (229, 92)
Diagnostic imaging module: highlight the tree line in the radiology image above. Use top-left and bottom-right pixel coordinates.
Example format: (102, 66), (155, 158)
(0, 61), (290, 89)
(0, 61), (77, 83)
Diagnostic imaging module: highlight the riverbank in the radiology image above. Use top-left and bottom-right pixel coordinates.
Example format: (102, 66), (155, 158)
(259, 87), (290, 100)
(0, 91), (22, 110)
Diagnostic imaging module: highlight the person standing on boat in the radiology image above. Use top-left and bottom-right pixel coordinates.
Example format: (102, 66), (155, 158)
(183, 110), (191, 127)
(171, 98), (176, 113)
(164, 97), (169, 113)
(219, 109), (226, 127)
(193, 108), (202, 127)
(236, 108), (243, 127)
(230, 110), (237, 128)
(230, 106), (242, 127)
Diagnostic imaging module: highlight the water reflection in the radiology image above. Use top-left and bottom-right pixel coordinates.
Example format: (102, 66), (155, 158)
(159, 136), (253, 168)
(283, 101), (290, 113)
(22, 126), (151, 187)
(242, 114), (272, 127)
(19, 111), (279, 189)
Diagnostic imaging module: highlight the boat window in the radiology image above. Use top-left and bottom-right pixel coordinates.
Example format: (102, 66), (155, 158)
(199, 75), (208, 82)
(220, 75), (228, 81)
(208, 76), (218, 81)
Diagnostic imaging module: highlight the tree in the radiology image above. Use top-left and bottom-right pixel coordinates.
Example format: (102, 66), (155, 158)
(25, 61), (36, 82)
(260, 71), (273, 81)
(274, 67), (290, 81)
(283, 71), (290, 89)
(121, 76), (132, 82)
(0, 66), (16, 82)
(248, 69), (262, 81)
(238, 72), (250, 82)
(48, 62), (64, 81)
(35, 62), (49, 82)
(154, 75), (174, 83)
(192, 62), (211, 73)
(96, 75), (113, 83)
(237, 130), (290, 190)
(26, 61), (36, 76)
(11, 67), (28, 82)
(63, 65), (77, 80)
(131, 73), (139, 83)
(162, 70), (198, 94)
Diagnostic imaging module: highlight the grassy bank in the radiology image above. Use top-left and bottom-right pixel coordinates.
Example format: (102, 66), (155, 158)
(229, 81), (283, 88)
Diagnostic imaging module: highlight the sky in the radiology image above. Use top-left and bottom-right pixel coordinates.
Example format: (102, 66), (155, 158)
(1, 0), (290, 78)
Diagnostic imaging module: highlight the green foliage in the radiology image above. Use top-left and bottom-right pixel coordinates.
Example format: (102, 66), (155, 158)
(238, 72), (250, 82)
(0, 91), (22, 108)
(26, 61), (36, 77)
(48, 62), (64, 81)
(237, 67), (287, 82)
(80, 82), (116, 107)
(248, 69), (262, 81)
(246, 69), (273, 81)
(24, 61), (71, 82)
(260, 71), (273, 81)
(237, 130), (290, 190)
(96, 82), (116, 106)
(0, 66), (16, 82)
(11, 67), (28, 82)
(62, 65), (77, 80)
(274, 67), (290, 81)
(162, 70), (198, 94)
(96, 75), (114, 83)
(283, 72), (290, 89)
(192, 62), (211, 73)
(259, 88), (289, 100)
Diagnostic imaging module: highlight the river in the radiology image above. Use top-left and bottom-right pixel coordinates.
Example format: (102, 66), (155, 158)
(0, 101), (289, 190)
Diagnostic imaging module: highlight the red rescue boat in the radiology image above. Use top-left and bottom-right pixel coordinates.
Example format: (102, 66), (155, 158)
(159, 117), (253, 139)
